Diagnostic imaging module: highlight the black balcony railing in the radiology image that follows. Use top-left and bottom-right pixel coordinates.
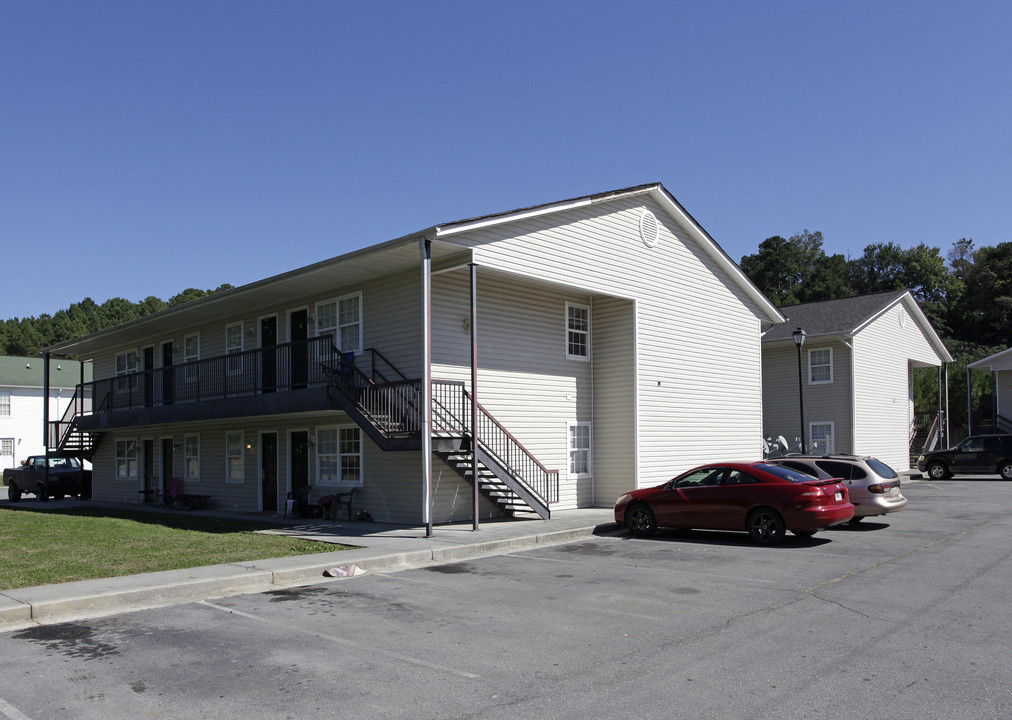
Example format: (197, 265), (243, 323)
(84, 336), (340, 415)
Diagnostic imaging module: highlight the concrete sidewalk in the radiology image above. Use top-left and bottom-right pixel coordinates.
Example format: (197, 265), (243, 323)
(0, 505), (618, 632)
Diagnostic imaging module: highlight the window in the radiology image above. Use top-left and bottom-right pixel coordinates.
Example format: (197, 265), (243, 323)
(566, 303), (590, 360)
(816, 459), (864, 480)
(184, 334), (200, 382)
(116, 439), (138, 479)
(809, 422), (835, 454)
(226, 431), (244, 483)
(317, 293), (362, 354)
(184, 435), (200, 482)
(808, 348), (833, 384)
(226, 323), (244, 375)
(0, 391), (10, 416)
(675, 467), (724, 487)
(568, 422), (591, 476)
(1, 438), (14, 458)
(317, 426), (362, 486)
(116, 351), (139, 393)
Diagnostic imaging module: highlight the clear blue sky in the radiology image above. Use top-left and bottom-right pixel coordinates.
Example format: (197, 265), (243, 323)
(3, 0), (1009, 320)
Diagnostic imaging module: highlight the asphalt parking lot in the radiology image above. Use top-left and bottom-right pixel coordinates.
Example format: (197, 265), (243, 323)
(1, 478), (1011, 720)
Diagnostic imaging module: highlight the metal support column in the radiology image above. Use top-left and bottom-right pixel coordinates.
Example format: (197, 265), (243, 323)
(420, 237), (433, 537)
(967, 367), (973, 436)
(469, 263), (479, 531)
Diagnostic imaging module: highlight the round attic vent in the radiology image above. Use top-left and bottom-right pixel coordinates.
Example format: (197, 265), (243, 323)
(639, 210), (659, 248)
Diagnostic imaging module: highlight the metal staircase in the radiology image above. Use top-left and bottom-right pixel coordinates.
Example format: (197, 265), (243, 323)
(323, 348), (558, 518)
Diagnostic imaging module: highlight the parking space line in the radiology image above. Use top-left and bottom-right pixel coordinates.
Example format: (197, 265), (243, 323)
(199, 601), (480, 680)
(0, 696), (35, 720)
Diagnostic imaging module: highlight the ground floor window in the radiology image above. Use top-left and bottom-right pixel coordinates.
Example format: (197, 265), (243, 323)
(809, 422), (834, 454)
(116, 439), (138, 479)
(184, 435), (200, 482)
(317, 426), (362, 485)
(568, 421), (592, 476)
(226, 431), (244, 483)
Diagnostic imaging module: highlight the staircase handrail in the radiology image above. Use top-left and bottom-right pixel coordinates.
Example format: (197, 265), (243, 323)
(921, 415), (941, 452)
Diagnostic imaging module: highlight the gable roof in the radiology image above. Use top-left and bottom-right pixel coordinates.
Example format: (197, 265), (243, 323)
(45, 183), (783, 356)
(763, 290), (952, 362)
(968, 347), (1012, 372)
(0, 355), (88, 388)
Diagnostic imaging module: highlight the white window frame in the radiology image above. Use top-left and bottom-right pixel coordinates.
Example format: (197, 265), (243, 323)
(2, 438), (15, 458)
(116, 350), (140, 393)
(316, 292), (363, 354)
(808, 347), (833, 384)
(116, 438), (139, 480)
(0, 391), (10, 416)
(184, 434), (200, 483)
(566, 303), (590, 361)
(809, 421), (835, 454)
(567, 421), (592, 477)
(184, 333), (200, 383)
(226, 430), (244, 483)
(225, 323), (244, 375)
(316, 425), (363, 487)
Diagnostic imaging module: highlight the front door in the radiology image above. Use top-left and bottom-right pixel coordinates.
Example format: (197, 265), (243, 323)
(161, 438), (174, 497)
(291, 431), (309, 497)
(162, 341), (174, 405)
(261, 316), (278, 393)
(290, 309), (308, 389)
(143, 347), (154, 407)
(143, 439), (155, 502)
(261, 432), (278, 512)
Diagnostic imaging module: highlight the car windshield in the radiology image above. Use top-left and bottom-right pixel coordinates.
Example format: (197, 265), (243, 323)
(754, 463), (817, 483)
(865, 457), (898, 478)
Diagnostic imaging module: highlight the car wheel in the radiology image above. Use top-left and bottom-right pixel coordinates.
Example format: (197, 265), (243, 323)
(793, 529), (818, 537)
(8, 484), (21, 502)
(747, 508), (786, 545)
(625, 504), (657, 537)
(36, 482), (49, 502)
(926, 461), (949, 480)
(1000, 463), (1012, 481)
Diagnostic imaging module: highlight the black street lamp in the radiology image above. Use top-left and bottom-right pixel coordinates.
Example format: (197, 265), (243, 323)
(793, 328), (807, 453)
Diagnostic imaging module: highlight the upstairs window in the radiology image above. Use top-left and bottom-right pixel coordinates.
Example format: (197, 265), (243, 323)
(566, 303), (590, 360)
(0, 391), (10, 416)
(808, 347), (833, 384)
(116, 351), (139, 393)
(317, 293), (362, 354)
(226, 323), (244, 375)
(184, 334), (200, 382)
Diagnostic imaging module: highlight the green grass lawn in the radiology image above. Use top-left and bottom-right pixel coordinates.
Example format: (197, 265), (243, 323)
(0, 505), (350, 591)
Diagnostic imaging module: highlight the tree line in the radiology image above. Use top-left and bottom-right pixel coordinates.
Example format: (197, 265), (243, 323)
(741, 232), (1011, 428)
(0, 286), (234, 357)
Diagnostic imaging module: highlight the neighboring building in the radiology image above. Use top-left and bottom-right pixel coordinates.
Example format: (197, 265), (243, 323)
(0, 356), (88, 471)
(42, 183), (784, 523)
(761, 290), (952, 471)
(966, 348), (1012, 436)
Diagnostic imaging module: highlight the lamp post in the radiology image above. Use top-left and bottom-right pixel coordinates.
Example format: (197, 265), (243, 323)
(793, 328), (807, 453)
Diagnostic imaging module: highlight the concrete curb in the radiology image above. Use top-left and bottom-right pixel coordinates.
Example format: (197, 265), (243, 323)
(0, 523), (606, 631)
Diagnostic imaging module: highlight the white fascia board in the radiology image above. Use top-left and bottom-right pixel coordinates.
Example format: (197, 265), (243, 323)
(432, 198), (595, 238)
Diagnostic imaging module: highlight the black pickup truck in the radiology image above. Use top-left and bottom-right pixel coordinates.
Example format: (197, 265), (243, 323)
(3, 456), (92, 501)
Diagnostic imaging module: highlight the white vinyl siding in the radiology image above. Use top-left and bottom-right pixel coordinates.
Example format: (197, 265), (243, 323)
(853, 301), (944, 471)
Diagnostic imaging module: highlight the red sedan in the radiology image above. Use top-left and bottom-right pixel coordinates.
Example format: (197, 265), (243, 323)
(614, 462), (854, 544)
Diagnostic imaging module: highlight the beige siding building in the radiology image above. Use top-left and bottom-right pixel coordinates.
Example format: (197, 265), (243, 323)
(761, 291), (952, 471)
(44, 184), (783, 524)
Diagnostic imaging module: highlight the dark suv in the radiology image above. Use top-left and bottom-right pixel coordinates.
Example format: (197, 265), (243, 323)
(917, 434), (1012, 480)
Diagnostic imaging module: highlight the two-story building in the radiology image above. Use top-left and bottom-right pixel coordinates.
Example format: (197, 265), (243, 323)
(42, 183), (784, 524)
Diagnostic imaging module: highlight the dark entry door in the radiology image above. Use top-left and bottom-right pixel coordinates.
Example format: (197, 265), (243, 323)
(262, 432), (278, 512)
(290, 309), (308, 389)
(162, 341), (174, 405)
(291, 431), (309, 496)
(143, 439), (155, 502)
(161, 438), (173, 497)
(261, 317), (278, 393)
(143, 347), (154, 407)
